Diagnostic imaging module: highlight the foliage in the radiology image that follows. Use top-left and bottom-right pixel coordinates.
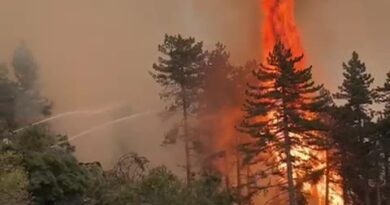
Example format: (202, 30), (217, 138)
(192, 173), (234, 205)
(0, 147), (29, 204)
(84, 157), (233, 205)
(10, 128), (90, 205)
(151, 34), (205, 113)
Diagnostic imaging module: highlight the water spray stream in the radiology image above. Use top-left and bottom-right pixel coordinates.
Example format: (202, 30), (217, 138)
(68, 110), (156, 142)
(13, 103), (125, 133)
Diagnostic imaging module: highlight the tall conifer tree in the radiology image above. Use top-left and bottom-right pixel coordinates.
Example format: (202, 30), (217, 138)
(376, 71), (390, 204)
(151, 34), (205, 186)
(239, 42), (328, 205)
(332, 51), (376, 204)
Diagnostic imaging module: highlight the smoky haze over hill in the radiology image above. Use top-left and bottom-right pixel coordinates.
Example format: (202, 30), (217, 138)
(0, 0), (388, 170)
(0, 0), (259, 169)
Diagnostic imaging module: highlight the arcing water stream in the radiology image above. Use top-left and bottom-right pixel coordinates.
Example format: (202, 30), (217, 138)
(68, 110), (156, 142)
(13, 103), (125, 132)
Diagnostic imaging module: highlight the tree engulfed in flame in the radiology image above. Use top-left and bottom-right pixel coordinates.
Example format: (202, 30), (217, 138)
(260, 0), (343, 204)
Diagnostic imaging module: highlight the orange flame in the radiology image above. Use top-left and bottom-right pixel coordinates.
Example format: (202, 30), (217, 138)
(260, 0), (343, 204)
(261, 0), (305, 61)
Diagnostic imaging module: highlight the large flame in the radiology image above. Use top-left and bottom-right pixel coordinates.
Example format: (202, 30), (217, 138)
(262, 0), (304, 61)
(260, 0), (343, 204)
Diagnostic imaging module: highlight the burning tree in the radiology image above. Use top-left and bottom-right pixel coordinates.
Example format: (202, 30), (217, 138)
(239, 42), (329, 205)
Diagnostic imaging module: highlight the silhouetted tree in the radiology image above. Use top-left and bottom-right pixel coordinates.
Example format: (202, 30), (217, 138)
(332, 51), (376, 205)
(151, 34), (205, 186)
(375, 71), (390, 205)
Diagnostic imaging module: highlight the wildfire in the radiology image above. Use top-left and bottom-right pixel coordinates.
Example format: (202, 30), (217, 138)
(260, 0), (343, 204)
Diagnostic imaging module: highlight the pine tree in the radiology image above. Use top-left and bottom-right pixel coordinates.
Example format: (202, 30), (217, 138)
(332, 51), (376, 204)
(239, 42), (328, 205)
(334, 51), (374, 122)
(151, 34), (205, 186)
(376, 71), (390, 204)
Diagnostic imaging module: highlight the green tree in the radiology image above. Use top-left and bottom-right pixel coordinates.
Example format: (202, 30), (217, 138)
(83, 152), (233, 205)
(11, 128), (89, 205)
(151, 34), (205, 186)
(192, 173), (234, 205)
(239, 42), (328, 205)
(137, 167), (233, 205)
(138, 166), (188, 205)
(332, 51), (376, 205)
(0, 144), (29, 204)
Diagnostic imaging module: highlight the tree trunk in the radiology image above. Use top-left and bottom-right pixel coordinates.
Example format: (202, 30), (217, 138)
(376, 183), (381, 205)
(181, 84), (192, 188)
(386, 154), (390, 205)
(246, 166), (253, 205)
(342, 180), (348, 205)
(283, 131), (297, 205)
(365, 183), (371, 205)
(375, 154), (382, 205)
(236, 136), (242, 205)
(225, 174), (231, 190)
(341, 151), (349, 205)
(325, 149), (330, 205)
(282, 105), (297, 205)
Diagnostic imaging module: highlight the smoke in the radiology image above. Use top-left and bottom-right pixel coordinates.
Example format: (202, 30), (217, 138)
(296, 0), (390, 90)
(0, 0), (387, 174)
(0, 0), (259, 169)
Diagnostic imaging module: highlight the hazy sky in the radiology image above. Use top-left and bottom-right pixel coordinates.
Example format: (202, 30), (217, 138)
(298, 0), (390, 91)
(0, 0), (388, 168)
